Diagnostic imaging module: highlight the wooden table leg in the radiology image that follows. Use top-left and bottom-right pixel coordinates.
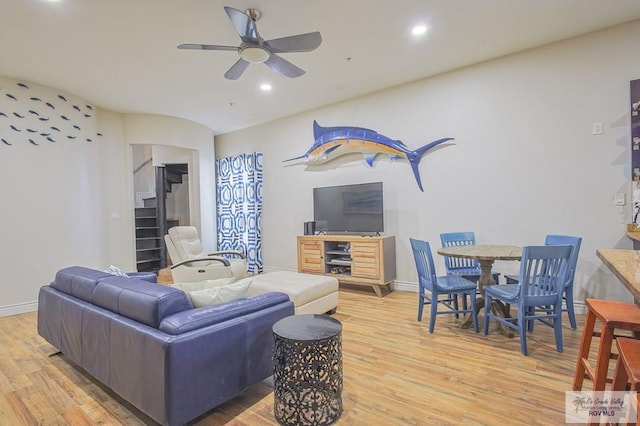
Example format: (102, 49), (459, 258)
(459, 259), (514, 337)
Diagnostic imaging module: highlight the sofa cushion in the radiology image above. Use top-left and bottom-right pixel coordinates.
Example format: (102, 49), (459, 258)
(188, 279), (252, 307)
(159, 292), (291, 334)
(52, 266), (193, 328)
(245, 271), (338, 307)
(169, 277), (235, 293)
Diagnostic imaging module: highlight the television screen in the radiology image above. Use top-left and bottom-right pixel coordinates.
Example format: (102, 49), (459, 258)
(313, 182), (384, 233)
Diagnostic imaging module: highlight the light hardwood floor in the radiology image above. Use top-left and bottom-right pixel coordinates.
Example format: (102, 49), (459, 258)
(0, 285), (594, 425)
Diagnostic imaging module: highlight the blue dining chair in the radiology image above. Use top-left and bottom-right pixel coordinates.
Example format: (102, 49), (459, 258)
(440, 232), (501, 284)
(410, 238), (479, 333)
(504, 234), (582, 329)
(440, 231), (501, 313)
(484, 244), (572, 356)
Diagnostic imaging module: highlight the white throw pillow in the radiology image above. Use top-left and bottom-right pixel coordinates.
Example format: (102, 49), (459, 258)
(188, 280), (252, 308)
(105, 265), (129, 277)
(170, 278), (235, 293)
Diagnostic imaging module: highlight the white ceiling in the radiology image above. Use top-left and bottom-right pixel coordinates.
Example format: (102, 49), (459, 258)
(2, 0), (640, 135)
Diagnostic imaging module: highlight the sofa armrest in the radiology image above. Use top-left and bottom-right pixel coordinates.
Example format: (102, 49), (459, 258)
(159, 292), (292, 335)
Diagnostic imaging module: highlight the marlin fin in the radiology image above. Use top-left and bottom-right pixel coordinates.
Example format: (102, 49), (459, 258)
(322, 145), (342, 158)
(415, 137), (454, 157)
(410, 162), (425, 192)
(364, 154), (376, 167)
(408, 137), (454, 191)
(313, 120), (325, 140)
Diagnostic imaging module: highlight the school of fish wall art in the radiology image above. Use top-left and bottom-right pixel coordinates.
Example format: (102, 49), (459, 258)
(284, 120), (453, 191)
(0, 80), (102, 147)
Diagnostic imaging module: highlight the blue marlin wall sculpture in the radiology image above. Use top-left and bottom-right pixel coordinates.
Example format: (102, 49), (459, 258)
(284, 120), (453, 191)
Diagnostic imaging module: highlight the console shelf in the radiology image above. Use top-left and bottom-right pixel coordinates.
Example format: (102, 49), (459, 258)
(297, 235), (396, 297)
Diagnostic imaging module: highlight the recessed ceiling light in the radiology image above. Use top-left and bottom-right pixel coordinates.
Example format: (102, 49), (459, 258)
(260, 83), (272, 92)
(412, 25), (428, 36)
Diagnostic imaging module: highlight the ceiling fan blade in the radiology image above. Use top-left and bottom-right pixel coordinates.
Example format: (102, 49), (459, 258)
(266, 32), (322, 53)
(264, 54), (305, 78)
(224, 6), (259, 42)
(224, 58), (250, 80)
(177, 43), (238, 51)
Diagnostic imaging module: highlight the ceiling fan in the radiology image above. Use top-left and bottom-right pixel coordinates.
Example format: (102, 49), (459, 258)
(178, 6), (322, 80)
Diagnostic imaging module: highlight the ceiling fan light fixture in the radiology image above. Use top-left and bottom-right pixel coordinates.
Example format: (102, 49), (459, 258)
(240, 46), (270, 63)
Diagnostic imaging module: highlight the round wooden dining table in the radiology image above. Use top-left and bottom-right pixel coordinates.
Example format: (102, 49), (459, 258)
(437, 244), (522, 336)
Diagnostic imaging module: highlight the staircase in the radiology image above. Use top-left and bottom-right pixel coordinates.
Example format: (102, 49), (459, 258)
(134, 163), (188, 272)
(165, 164), (188, 194)
(135, 197), (164, 272)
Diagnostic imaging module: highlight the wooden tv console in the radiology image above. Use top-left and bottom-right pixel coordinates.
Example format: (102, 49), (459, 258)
(297, 235), (396, 297)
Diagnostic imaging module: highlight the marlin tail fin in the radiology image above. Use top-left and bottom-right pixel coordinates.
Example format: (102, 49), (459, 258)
(408, 137), (454, 191)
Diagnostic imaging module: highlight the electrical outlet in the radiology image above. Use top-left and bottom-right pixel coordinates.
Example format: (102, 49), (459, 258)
(592, 122), (603, 135)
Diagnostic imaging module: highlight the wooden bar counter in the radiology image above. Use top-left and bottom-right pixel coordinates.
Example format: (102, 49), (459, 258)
(597, 249), (640, 303)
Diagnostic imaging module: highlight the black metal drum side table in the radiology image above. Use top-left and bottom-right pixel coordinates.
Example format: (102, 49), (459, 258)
(272, 314), (343, 426)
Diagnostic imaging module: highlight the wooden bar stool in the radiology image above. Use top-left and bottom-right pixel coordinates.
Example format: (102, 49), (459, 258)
(611, 338), (640, 425)
(573, 299), (640, 391)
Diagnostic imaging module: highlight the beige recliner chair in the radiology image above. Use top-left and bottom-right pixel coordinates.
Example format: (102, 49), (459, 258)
(164, 226), (249, 283)
(165, 226), (339, 315)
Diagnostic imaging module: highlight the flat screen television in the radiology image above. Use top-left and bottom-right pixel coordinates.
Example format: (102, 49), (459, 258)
(313, 182), (384, 233)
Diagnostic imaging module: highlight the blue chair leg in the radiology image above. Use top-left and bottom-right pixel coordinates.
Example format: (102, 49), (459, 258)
(429, 292), (438, 333)
(483, 295), (491, 335)
(527, 307), (535, 332)
(470, 292), (479, 333)
(564, 284), (577, 330)
(518, 307), (528, 356)
(553, 306), (564, 353)
(417, 290), (424, 322)
(452, 293), (459, 318)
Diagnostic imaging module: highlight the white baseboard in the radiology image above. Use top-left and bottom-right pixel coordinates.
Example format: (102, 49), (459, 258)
(391, 280), (418, 292)
(0, 300), (38, 317)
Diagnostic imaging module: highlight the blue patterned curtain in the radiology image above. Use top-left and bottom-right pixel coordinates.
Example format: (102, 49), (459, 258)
(216, 152), (263, 273)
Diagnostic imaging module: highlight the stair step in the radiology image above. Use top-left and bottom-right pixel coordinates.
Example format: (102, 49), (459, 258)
(166, 163), (188, 175)
(136, 258), (162, 265)
(136, 248), (162, 253)
(142, 197), (157, 208)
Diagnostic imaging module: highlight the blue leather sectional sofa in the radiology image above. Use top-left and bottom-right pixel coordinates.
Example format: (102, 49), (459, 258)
(37, 266), (294, 425)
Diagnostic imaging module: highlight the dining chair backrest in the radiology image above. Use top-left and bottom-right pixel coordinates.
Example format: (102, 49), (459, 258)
(410, 238), (439, 291)
(518, 245), (572, 304)
(544, 234), (582, 286)
(440, 232), (478, 271)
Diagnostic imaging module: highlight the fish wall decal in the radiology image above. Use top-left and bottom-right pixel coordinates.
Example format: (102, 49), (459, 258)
(283, 120), (453, 191)
(1, 77), (104, 147)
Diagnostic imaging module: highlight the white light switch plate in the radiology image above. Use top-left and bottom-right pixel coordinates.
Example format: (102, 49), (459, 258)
(614, 193), (626, 205)
(592, 122), (603, 135)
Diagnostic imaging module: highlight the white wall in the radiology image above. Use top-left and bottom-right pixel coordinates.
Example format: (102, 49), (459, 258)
(0, 81), (216, 316)
(215, 20), (640, 304)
